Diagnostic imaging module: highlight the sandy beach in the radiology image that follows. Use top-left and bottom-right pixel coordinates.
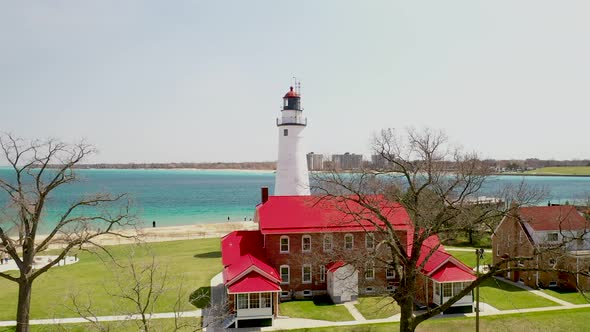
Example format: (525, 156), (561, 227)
(43, 221), (259, 249)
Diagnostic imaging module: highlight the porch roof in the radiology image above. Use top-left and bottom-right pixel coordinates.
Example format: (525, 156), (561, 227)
(431, 262), (476, 282)
(227, 272), (282, 294)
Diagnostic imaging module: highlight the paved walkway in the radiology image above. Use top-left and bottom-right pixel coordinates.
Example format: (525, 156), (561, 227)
(495, 276), (574, 306)
(0, 311), (201, 327)
(342, 301), (365, 321)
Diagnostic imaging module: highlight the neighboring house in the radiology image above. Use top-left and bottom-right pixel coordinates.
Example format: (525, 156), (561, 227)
(492, 205), (590, 290)
(220, 190), (476, 328)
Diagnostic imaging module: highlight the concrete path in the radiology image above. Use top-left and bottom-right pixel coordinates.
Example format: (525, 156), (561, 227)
(0, 311), (201, 327)
(203, 272), (229, 331)
(495, 276), (574, 306)
(343, 301), (366, 321)
(0, 255), (79, 273)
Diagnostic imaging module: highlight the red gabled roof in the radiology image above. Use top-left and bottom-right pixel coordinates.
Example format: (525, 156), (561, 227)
(326, 261), (346, 272)
(431, 262), (476, 282)
(519, 206), (589, 231)
(257, 195), (412, 234)
(413, 232), (475, 282)
(227, 272), (282, 294)
(221, 230), (281, 289)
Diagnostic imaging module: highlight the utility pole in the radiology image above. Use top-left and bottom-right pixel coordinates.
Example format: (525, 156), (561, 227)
(475, 248), (485, 332)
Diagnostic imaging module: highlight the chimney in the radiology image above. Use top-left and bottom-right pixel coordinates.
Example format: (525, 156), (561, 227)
(261, 187), (269, 204)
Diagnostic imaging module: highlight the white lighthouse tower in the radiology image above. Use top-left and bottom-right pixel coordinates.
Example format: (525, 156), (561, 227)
(274, 85), (311, 196)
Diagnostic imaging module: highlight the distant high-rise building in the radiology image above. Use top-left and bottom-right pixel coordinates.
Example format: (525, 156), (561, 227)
(306, 152), (324, 171)
(371, 154), (391, 169)
(332, 152), (363, 170)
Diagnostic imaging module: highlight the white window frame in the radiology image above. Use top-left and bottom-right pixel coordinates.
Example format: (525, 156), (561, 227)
(364, 261), (375, 280)
(280, 265), (290, 284)
(549, 258), (556, 267)
(344, 233), (354, 250)
(260, 293), (271, 308)
(319, 265), (326, 282)
(302, 264), (312, 284)
(249, 293), (260, 308)
(302, 235), (311, 253)
(323, 234), (333, 251)
(280, 235), (290, 253)
(236, 293), (248, 310)
(547, 232), (558, 242)
(386, 266), (396, 279)
(365, 233), (375, 250)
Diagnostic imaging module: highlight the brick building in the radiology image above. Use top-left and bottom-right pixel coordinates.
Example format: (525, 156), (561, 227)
(492, 205), (590, 290)
(220, 191), (476, 328)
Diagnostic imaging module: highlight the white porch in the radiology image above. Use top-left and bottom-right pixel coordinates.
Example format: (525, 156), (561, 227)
(432, 281), (473, 307)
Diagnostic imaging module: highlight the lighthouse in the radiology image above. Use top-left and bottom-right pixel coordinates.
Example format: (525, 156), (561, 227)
(274, 85), (311, 196)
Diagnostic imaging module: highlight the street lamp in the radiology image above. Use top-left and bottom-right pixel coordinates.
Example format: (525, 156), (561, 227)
(475, 248), (485, 332)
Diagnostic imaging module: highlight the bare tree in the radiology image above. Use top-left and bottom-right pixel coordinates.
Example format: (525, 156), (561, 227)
(0, 134), (135, 332)
(313, 128), (570, 332)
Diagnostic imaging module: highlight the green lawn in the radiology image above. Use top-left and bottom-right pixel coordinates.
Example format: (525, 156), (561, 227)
(541, 288), (590, 305)
(0, 317), (200, 332)
(525, 166), (590, 176)
(0, 238), (221, 320)
(479, 278), (558, 310)
(279, 299), (354, 322)
(290, 308), (590, 332)
(446, 249), (493, 268)
(354, 296), (400, 320)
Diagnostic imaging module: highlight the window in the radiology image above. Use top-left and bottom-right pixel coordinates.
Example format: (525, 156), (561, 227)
(365, 287), (375, 293)
(261, 293), (271, 308)
(365, 233), (375, 250)
(344, 234), (353, 250)
(302, 235), (311, 252)
(518, 260), (524, 267)
(237, 294), (248, 309)
(280, 291), (290, 298)
(547, 232), (558, 242)
(443, 283), (453, 297)
(496, 246), (500, 256)
(283, 129), (288, 136)
(323, 234), (333, 251)
(387, 282), (396, 293)
(280, 236), (289, 253)
(280, 265), (290, 284)
(302, 264), (312, 284)
(319, 265), (326, 282)
(303, 290), (312, 297)
(453, 282), (464, 296)
(549, 258), (556, 267)
(364, 262), (375, 280)
(249, 293), (260, 308)
(386, 266), (396, 279)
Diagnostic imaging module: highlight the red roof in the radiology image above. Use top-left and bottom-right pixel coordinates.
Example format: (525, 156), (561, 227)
(257, 195), (412, 234)
(430, 262), (476, 282)
(413, 232), (475, 282)
(519, 206), (589, 231)
(284, 86), (299, 98)
(227, 272), (282, 294)
(221, 231), (281, 290)
(326, 261), (346, 272)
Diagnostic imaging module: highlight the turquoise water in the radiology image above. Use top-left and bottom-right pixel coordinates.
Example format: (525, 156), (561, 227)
(0, 168), (588, 229)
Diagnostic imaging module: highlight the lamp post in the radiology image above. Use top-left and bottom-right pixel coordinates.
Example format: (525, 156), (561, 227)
(475, 248), (485, 332)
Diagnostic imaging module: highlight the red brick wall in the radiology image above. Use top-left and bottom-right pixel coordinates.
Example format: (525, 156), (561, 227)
(264, 230), (407, 296)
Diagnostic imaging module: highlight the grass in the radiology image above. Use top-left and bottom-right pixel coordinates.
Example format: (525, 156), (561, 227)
(540, 288), (590, 305)
(354, 296), (400, 319)
(0, 317), (201, 331)
(446, 248), (493, 268)
(0, 238), (221, 320)
(290, 308), (590, 332)
(279, 297), (354, 322)
(524, 166), (590, 176)
(479, 278), (558, 310)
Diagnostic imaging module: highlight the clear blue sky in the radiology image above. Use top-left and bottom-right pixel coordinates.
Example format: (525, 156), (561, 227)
(1, 1), (588, 163)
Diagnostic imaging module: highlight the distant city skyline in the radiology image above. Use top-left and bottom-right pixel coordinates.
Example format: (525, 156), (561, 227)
(1, 1), (589, 164)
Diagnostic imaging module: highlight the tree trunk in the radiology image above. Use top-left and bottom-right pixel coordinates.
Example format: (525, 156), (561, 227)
(16, 281), (32, 332)
(398, 295), (416, 332)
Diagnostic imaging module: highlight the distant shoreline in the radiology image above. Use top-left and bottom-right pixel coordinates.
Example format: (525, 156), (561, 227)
(493, 173), (590, 178)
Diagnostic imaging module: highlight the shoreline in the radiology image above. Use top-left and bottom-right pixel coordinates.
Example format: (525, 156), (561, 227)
(44, 221), (259, 249)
